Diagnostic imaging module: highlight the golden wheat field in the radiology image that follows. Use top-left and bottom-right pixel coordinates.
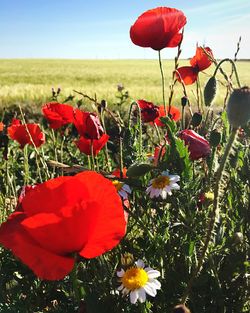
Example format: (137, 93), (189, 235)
(0, 59), (249, 111)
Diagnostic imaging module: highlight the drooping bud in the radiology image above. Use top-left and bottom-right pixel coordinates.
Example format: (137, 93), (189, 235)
(204, 76), (217, 106)
(127, 163), (153, 177)
(191, 112), (202, 127)
(209, 129), (221, 147)
(227, 86), (250, 128)
(181, 96), (188, 107)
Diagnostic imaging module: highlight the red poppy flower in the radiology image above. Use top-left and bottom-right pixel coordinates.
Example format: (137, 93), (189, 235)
(130, 7), (187, 51)
(153, 145), (166, 166)
(0, 171), (127, 280)
(179, 129), (210, 160)
(0, 122), (4, 132)
(74, 109), (104, 140)
(75, 134), (109, 156)
(42, 102), (74, 129)
(8, 119), (45, 148)
(112, 168), (127, 178)
(153, 105), (181, 126)
(176, 47), (213, 85)
(137, 100), (160, 123)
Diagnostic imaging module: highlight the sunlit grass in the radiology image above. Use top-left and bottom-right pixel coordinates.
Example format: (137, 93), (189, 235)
(0, 59), (249, 112)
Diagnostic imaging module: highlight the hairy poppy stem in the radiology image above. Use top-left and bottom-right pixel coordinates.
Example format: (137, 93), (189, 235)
(213, 58), (241, 89)
(181, 127), (238, 304)
(23, 145), (30, 185)
(71, 262), (82, 304)
(158, 51), (166, 115)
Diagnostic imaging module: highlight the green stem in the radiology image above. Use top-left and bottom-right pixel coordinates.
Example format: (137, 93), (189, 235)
(23, 146), (30, 185)
(158, 51), (166, 114)
(153, 122), (162, 143)
(213, 58), (241, 88)
(90, 140), (96, 170)
(181, 127), (238, 304)
(70, 261), (82, 303)
(119, 136), (124, 178)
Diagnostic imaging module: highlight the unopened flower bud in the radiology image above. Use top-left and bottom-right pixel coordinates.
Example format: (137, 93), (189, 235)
(204, 76), (217, 106)
(117, 84), (124, 92)
(227, 86), (250, 128)
(191, 112), (202, 127)
(181, 96), (188, 107)
(209, 129), (221, 147)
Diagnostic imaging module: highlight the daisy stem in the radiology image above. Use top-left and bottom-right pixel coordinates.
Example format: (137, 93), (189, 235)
(158, 51), (166, 115)
(181, 127), (238, 304)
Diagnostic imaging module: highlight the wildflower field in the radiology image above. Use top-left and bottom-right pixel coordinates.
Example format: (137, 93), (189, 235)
(0, 6), (249, 313)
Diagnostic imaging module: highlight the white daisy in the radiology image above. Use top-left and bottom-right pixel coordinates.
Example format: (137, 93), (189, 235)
(117, 259), (161, 304)
(146, 171), (180, 199)
(112, 180), (131, 200)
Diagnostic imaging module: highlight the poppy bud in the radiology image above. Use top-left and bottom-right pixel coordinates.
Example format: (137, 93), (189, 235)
(179, 129), (211, 161)
(209, 129), (221, 147)
(181, 96), (188, 107)
(127, 163), (153, 178)
(227, 86), (250, 128)
(117, 84), (124, 92)
(101, 99), (107, 109)
(173, 304), (191, 313)
(191, 112), (202, 127)
(204, 76), (217, 106)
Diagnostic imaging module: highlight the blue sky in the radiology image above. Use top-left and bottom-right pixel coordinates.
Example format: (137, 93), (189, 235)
(0, 0), (249, 59)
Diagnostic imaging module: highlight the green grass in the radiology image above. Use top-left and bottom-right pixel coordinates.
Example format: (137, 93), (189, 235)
(0, 59), (249, 111)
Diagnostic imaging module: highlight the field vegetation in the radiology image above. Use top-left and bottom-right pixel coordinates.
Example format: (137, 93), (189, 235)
(0, 59), (249, 111)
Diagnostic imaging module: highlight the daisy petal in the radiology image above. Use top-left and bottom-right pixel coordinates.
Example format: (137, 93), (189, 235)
(144, 283), (157, 297)
(149, 279), (161, 289)
(146, 269), (161, 279)
(117, 269), (125, 277)
(136, 259), (145, 268)
(130, 290), (139, 304)
(138, 288), (146, 303)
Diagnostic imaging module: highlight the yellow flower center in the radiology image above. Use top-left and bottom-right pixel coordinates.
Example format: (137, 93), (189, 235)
(113, 180), (124, 191)
(152, 175), (170, 189)
(205, 192), (214, 201)
(121, 267), (148, 290)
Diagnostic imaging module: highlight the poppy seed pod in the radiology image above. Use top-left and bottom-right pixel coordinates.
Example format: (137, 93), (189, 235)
(204, 76), (217, 106)
(227, 86), (250, 128)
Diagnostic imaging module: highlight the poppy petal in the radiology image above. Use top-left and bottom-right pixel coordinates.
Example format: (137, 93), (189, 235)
(130, 7), (186, 50)
(42, 102), (74, 129)
(190, 47), (213, 71)
(176, 66), (198, 85)
(0, 212), (74, 280)
(76, 172), (126, 258)
(75, 134), (109, 156)
(8, 122), (45, 148)
(153, 105), (181, 126)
